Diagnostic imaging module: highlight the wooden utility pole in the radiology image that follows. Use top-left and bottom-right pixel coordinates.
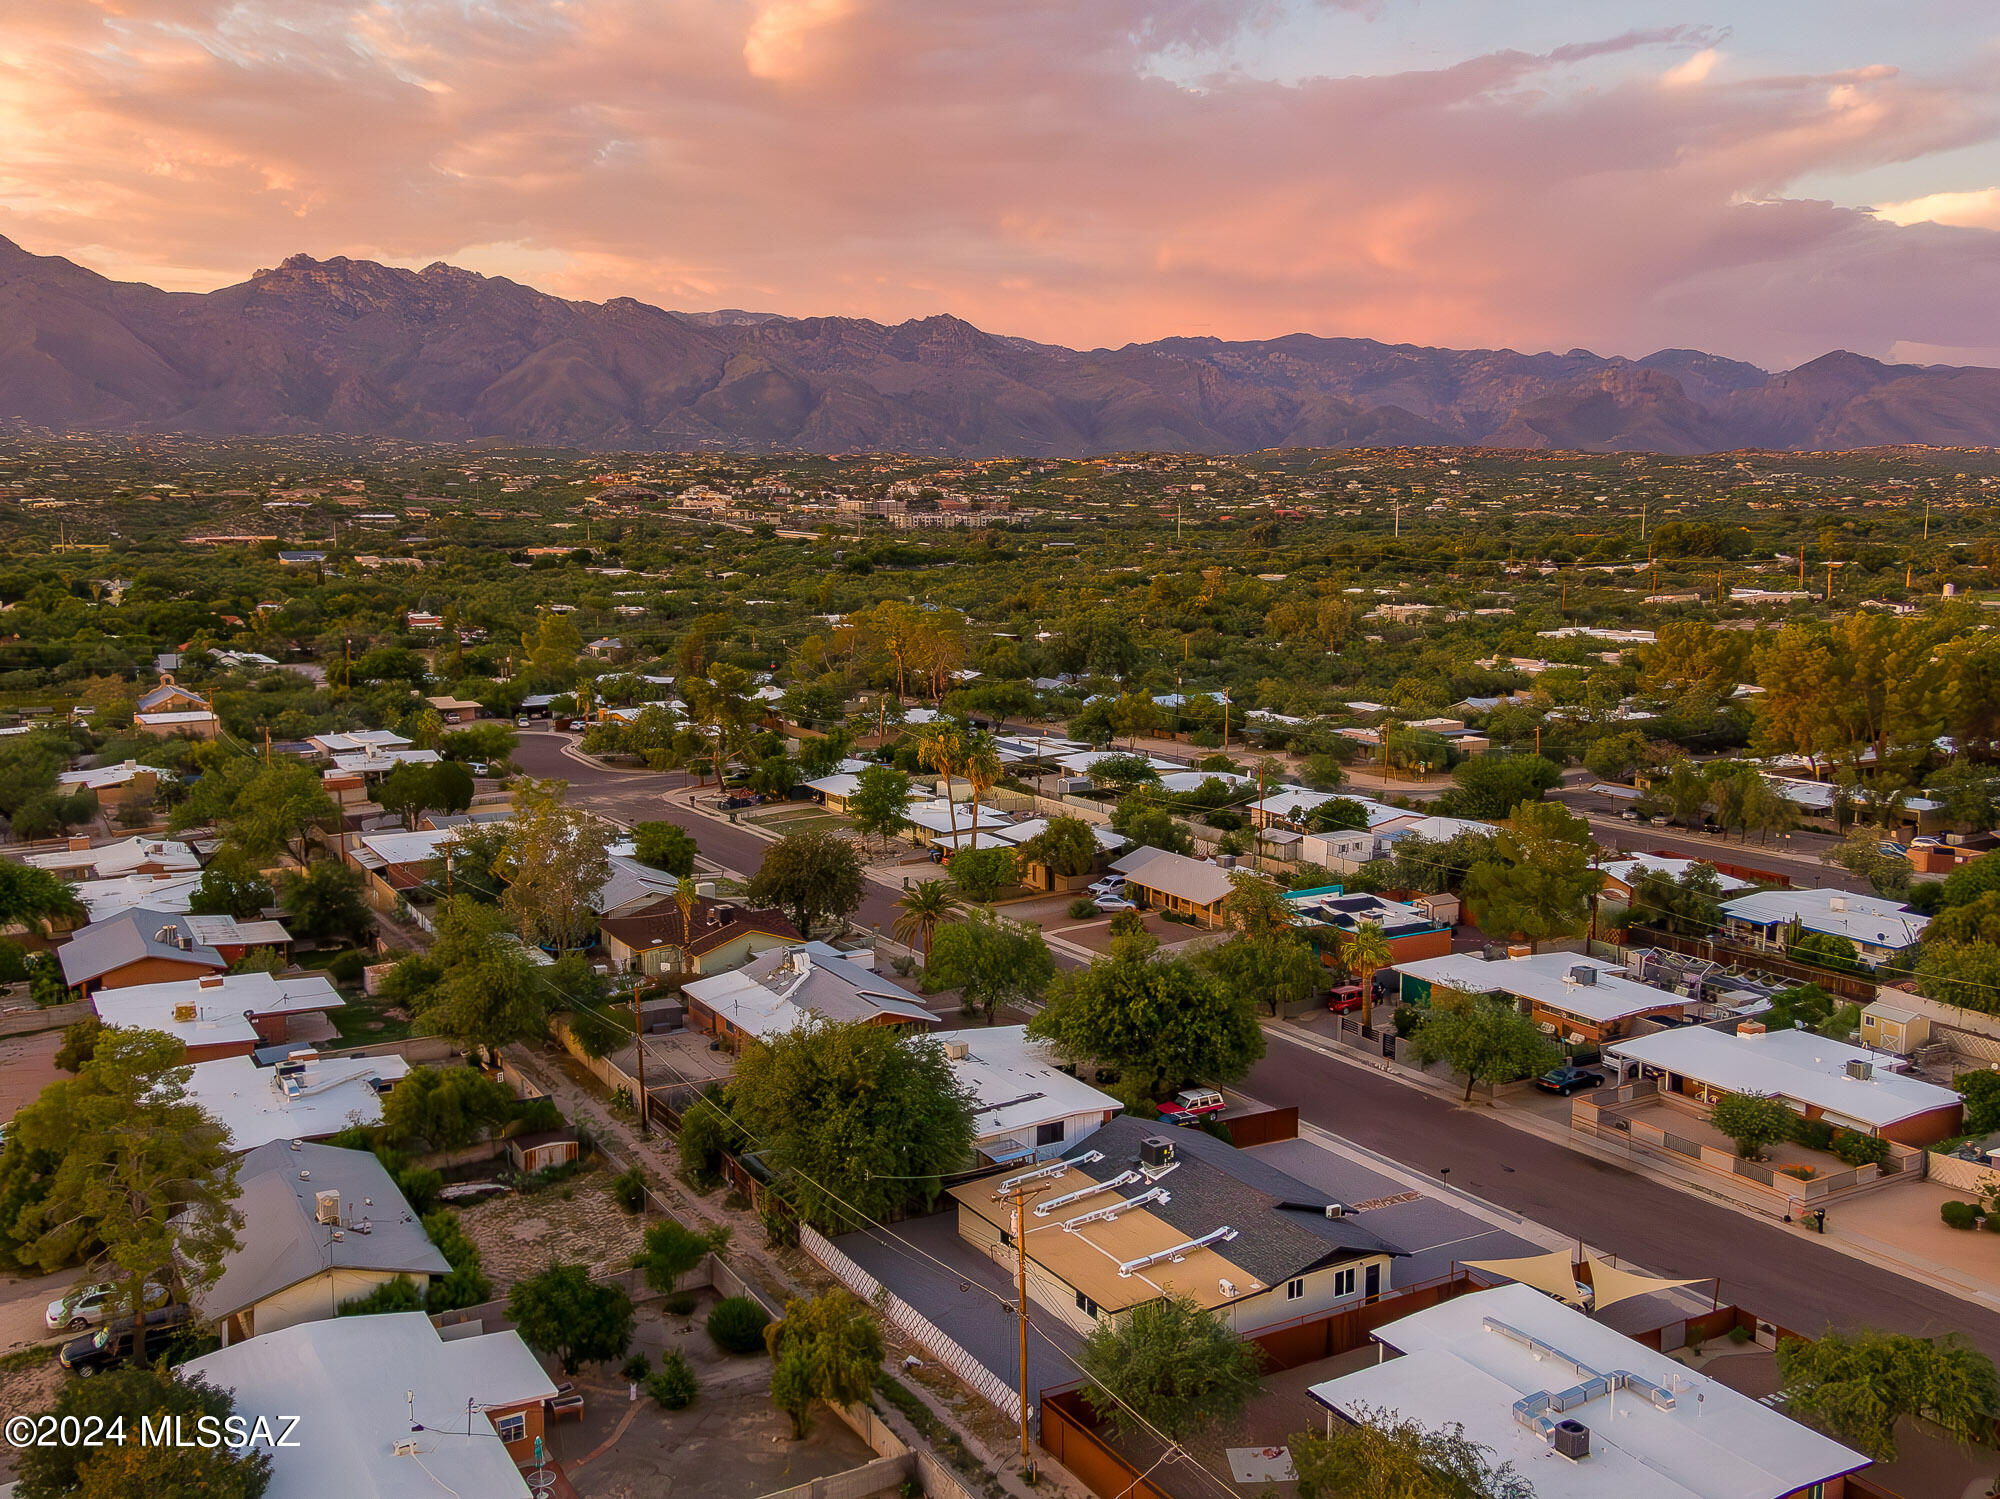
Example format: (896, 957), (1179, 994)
(1824, 559), (1834, 602)
(993, 1177), (1053, 1477)
(632, 977), (649, 1137)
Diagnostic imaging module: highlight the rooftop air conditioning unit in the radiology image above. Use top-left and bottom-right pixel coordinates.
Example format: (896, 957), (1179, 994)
(1846, 1059), (1873, 1081)
(1324, 1203), (1350, 1220)
(1550, 1420), (1590, 1461)
(1568, 966), (1597, 986)
(944, 1041), (970, 1061)
(172, 1001), (198, 1023)
(315, 1189), (341, 1225)
(1139, 1136), (1176, 1169)
(1828, 896), (1847, 912)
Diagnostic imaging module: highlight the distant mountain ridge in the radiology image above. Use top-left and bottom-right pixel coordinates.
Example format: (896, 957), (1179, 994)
(4, 234), (2000, 456)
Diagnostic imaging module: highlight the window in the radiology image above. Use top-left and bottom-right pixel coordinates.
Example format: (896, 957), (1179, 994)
(1075, 1291), (1100, 1319)
(1036, 1121), (1065, 1147)
(1285, 1279), (1305, 1301)
(1334, 1268), (1357, 1298)
(495, 1412), (526, 1443)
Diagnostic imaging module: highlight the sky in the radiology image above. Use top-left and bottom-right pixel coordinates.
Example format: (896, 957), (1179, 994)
(5, 1), (2000, 369)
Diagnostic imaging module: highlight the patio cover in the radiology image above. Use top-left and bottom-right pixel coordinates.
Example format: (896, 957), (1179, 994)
(1462, 1248), (1588, 1307)
(1583, 1251), (1707, 1313)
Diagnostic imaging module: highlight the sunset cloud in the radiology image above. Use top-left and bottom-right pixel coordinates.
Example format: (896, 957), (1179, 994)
(0, 1), (1996, 369)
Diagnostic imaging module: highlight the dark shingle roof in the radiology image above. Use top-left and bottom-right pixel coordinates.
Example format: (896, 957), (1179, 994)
(599, 898), (799, 958)
(1061, 1117), (1399, 1287)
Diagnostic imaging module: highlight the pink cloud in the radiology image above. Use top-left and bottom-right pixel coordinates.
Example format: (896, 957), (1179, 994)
(0, 1), (1996, 369)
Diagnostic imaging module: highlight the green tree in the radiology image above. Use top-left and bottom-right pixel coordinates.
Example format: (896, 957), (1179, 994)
(497, 778), (613, 952)
(948, 846), (1016, 902)
(926, 908), (1056, 1024)
(507, 1263), (636, 1375)
(765, 1288), (884, 1440)
(846, 764), (914, 850)
(337, 1273), (428, 1317)
(1460, 801), (1602, 952)
(374, 759), (474, 829)
(1290, 1403), (1533, 1499)
(8, 1029), (241, 1358)
(275, 858), (375, 944)
(419, 1207), (491, 1311)
(746, 830), (866, 937)
(379, 1064), (515, 1151)
(15, 1366), (272, 1499)
(0, 860), (84, 934)
(1776, 1327), (1999, 1462)
(1916, 940), (2000, 1015)
(892, 879), (960, 959)
(1957, 1071), (2000, 1135)
(187, 856), (274, 920)
(1437, 754), (1562, 820)
(730, 1022), (974, 1230)
(173, 757), (336, 865)
(1405, 989), (1561, 1102)
(1200, 931), (1317, 1018)
(633, 1219), (728, 1294)
(1078, 1294), (1263, 1440)
(1709, 1091), (1797, 1161)
(1088, 752), (1162, 790)
(53, 1016), (104, 1074)
(1110, 793), (1194, 856)
(633, 821), (698, 876)
(1029, 946), (1264, 1099)
(1013, 814), (1100, 880)
(1788, 930), (1864, 976)
(409, 898), (550, 1055)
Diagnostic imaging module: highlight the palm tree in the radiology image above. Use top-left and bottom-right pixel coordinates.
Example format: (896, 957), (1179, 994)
(894, 880), (961, 959)
(959, 730), (1005, 850)
(674, 876), (700, 970)
(916, 724), (965, 854)
(1343, 920), (1394, 1022)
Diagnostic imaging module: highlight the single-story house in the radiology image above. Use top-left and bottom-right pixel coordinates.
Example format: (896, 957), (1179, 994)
(1605, 1022), (1965, 1146)
(25, 835), (200, 881)
(194, 1141), (450, 1345)
(598, 896), (800, 977)
(71, 870), (205, 923)
(592, 854), (685, 922)
(1285, 887), (1453, 968)
(182, 1312), (559, 1496)
(1597, 854), (1750, 903)
(1307, 1283), (1869, 1499)
(55, 759), (159, 807)
(1396, 951), (1689, 1046)
(1110, 846), (1238, 926)
(681, 943), (935, 1051)
(178, 911), (293, 963)
(91, 971), (343, 1062)
(185, 1051), (411, 1152)
(931, 1024), (1122, 1166)
(904, 798), (1017, 852)
(57, 908), (226, 993)
(1250, 787), (1406, 833)
(134, 708), (219, 740)
(1719, 888), (1927, 967)
(949, 1116), (1399, 1336)
(423, 694), (483, 725)
(1298, 827), (1378, 873)
(995, 817), (1126, 892)
(330, 743), (441, 779)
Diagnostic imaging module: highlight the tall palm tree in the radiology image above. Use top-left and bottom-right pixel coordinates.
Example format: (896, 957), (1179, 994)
(1343, 920), (1394, 1021)
(959, 730), (1004, 850)
(916, 724), (965, 854)
(674, 876), (700, 970)
(893, 880), (961, 959)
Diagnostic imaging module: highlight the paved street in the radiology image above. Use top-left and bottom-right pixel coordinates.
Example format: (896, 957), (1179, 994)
(1244, 1028), (2000, 1361)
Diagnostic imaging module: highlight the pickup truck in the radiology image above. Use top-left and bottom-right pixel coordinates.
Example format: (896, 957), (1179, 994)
(60, 1305), (192, 1378)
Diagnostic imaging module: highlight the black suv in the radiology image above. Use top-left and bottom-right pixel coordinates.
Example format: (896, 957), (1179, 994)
(1534, 1065), (1605, 1098)
(60, 1304), (191, 1377)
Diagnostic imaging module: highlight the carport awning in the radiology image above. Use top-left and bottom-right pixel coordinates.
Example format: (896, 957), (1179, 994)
(1463, 1248), (1588, 1306)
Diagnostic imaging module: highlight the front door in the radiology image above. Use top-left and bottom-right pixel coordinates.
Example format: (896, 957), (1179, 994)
(1364, 1264), (1380, 1301)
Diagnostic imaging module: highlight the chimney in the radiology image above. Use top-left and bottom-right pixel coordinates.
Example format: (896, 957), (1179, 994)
(1737, 1020), (1766, 1037)
(68, 836), (90, 852)
(198, 974), (225, 989)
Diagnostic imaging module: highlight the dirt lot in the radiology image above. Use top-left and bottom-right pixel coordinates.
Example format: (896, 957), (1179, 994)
(547, 1287), (876, 1499)
(455, 1169), (652, 1288)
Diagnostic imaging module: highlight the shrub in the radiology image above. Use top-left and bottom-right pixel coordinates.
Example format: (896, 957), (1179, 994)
(1392, 1006), (1424, 1038)
(664, 1292), (697, 1317)
(1831, 1131), (1890, 1168)
(1791, 1118), (1837, 1152)
(1107, 910), (1147, 937)
(1779, 1164), (1816, 1181)
(707, 1295), (772, 1354)
(328, 950), (366, 986)
(612, 1165), (648, 1214)
(1068, 897), (1098, 920)
(1728, 1324), (1753, 1344)
(647, 1351), (699, 1409)
(1942, 1200), (1983, 1230)
(621, 1352), (652, 1381)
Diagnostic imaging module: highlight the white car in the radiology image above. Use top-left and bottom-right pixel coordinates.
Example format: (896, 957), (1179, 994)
(516, 717), (532, 727)
(46, 1280), (168, 1332)
(1094, 896), (1139, 913)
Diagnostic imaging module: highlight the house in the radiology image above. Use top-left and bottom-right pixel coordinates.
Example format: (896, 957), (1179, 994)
(55, 759), (159, 808)
(185, 1051), (411, 1152)
(25, 835), (201, 881)
(948, 1116), (1399, 1335)
(72, 870), (205, 922)
(1606, 1021), (1965, 1146)
(903, 798), (1017, 851)
(1395, 950), (1689, 1046)
(133, 707), (220, 740)
(929, 1025), (1122, 1166)
(193, 1141), (450, 1345)
(681, 943), (936, 1050)
(592, 854), (685, 922)
(91, 971), (343, 1062)
(598, 895), (800, 977)
(1719, 888), (1927, 967)
(1298, 826), (1377, 873)
(1109, 846), (1238, 926)
(423, 694), (483, 725)
(56, 909), (226, 993)
(307, 728), (414, 758)
(181, 1313), (559, 1497)
(994, 817), (1126, 892)
(1285, 887), (1454, 968)
(1597, 854), (1750, 904)
(1307, 1282), (1869, 1499)
(330, 743), (441, 779)
(177, 911), (293, 963)
(135, 679), (211, 716)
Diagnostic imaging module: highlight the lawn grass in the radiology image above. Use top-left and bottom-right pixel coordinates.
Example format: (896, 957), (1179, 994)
(328, 995), (414, 1045)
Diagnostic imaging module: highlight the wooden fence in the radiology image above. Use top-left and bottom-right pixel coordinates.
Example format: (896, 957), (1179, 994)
(1243, 1270), (1479, 1372)
(1039, 1389), (1175, 1499)
(1214, 1105), (1298, 1149)
(798, 1224), (1025, 1425)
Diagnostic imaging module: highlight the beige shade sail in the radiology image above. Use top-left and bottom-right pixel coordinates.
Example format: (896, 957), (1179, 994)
(1583, 1251), (1707, 1313)
(1462, 1249), (1588, 1306)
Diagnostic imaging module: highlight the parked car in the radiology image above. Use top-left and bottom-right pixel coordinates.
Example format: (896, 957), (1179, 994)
(1093, 896), (1138, 913)
(45, 1281), (168, 1332)
(1534, 1065), (1605, 1097)
(1087, 875), (1127, 897)
(60, 1305), (192, 1377)
(516, 716), (532, 727)
(1619, 809), (1641, 822)
(1876, 841), (1908, 859)
(1156, 1088), (1225, 1124)
(1326, 984), (1367, 1014)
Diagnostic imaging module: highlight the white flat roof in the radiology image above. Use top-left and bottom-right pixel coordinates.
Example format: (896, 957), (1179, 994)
(1601, 855), (1750, 894)
(928, 1025), (1120, 1140)
(185, 1053), (410, 1151)
(1397, 952), (1675, 1025)
(1605, 1025), (1959, 1130)
(25, 835), (200, 878)
(73, 871), (204, 921)
(182, 1312), (555, 1499)
(94, 972), (342, 1048)
(1309, 1284), (1865, 1499)
(1720, 887), (1926, 949)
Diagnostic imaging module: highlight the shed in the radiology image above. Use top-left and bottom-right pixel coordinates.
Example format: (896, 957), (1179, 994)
(507, 1128), (581, 1173)
(1859, 1001), (1930, 1056)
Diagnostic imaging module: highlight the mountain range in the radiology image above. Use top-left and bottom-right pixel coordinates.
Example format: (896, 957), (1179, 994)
(7, 234), (2000, 456)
